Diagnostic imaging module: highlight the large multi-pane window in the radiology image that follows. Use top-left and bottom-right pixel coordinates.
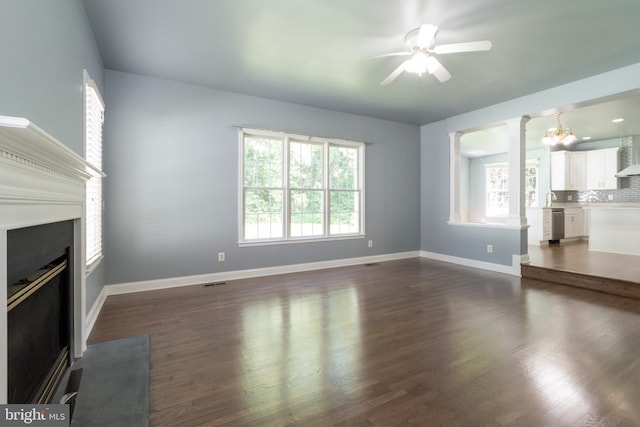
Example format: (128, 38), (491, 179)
(485, 160), (538, 217)
(240, 129), (364, 243)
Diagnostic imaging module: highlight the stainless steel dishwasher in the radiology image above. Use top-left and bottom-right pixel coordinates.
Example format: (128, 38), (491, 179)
(551, 208), (565, 243)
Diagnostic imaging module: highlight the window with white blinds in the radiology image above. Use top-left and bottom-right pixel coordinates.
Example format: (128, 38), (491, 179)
(85, 73), (104, 268)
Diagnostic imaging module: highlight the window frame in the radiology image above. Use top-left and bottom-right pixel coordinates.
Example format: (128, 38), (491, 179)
(485, 162), (510, 218)
(485, 159), (539, 218)
(84, 71), (105, 271)
(238, 128), (365, 246)
(524, 160), (539, 208)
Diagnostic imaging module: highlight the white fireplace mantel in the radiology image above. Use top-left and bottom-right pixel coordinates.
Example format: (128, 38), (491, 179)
(0, 115), (101, 404)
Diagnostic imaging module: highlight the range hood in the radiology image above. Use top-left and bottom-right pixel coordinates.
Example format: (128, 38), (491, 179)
(615, 136), (640, 177)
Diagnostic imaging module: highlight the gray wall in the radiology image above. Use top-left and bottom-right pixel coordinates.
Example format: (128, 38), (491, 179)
(420, 121), (522, 266)
(0, 0), (104, 155)
(103, 70), (421, 285)
(0, 0), (105, 312)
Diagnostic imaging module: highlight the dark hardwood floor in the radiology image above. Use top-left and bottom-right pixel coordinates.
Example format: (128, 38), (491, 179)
(524, 240), (640, 299)
(89, 258), (640, 426)
(527, 240), (640, 284)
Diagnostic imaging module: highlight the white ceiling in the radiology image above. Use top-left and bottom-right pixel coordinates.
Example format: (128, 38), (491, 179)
(83, 0), (640, 132)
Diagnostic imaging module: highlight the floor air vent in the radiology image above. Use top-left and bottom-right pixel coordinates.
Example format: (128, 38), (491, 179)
(203, 282), (227, 288)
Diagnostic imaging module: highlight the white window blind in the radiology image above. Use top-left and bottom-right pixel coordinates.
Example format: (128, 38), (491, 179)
(85, 74), (104, 267)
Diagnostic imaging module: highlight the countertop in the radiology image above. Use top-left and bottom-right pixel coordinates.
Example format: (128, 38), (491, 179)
(540, 203), (640, 209)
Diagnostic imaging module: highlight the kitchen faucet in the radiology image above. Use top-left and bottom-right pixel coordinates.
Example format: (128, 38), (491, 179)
(545, 191), (557, 207)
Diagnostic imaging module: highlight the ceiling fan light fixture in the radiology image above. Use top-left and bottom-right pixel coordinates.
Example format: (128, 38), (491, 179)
(377, 23), (492, 86)
(404, 52), (429, 75)
(541, 112), (578, 146)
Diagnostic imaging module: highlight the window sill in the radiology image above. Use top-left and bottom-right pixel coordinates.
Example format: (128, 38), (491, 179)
(86, 254), (104, 276)
(447, 221), (529, 230)
(239, 234), (365, 247)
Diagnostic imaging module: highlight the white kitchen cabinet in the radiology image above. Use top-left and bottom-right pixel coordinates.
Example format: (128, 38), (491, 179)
(564, 207), (583, 238)
(587, 147), (619, 190)
(527, 208), (550, 244)
(551, 151), (587, 191)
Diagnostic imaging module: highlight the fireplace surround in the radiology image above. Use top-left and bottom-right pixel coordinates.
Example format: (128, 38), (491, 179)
(0, 115), (101, 403)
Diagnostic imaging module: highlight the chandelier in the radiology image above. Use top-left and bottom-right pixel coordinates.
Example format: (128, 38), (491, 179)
(541, 112), (577, 145)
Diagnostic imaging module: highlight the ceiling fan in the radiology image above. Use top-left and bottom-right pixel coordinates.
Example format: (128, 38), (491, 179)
(374, 24), (492, 86)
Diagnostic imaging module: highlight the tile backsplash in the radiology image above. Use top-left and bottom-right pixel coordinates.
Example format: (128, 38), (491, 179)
(554, 137), (640, 204)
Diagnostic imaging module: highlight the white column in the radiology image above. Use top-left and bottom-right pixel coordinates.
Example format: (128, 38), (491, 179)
(449, 132), (463, 223)
(506, 116), (530, 227)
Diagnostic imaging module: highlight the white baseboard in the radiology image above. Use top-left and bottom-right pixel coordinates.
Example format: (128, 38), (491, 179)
(420, 251), (525, 276)
(518, 253), (530, 267)
(91, 250), (524, 336)
(81, 248), (531, 351)
(84, 285), (107, 341)
(104, 251), (422, 296)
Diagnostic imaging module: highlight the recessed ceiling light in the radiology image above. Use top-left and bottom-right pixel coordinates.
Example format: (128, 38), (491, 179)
(612, 118), (624, 123)
(582, 136), (592, 140)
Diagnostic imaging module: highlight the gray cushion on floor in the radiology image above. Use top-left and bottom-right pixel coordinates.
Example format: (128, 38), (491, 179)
(71, 335), (149, 427)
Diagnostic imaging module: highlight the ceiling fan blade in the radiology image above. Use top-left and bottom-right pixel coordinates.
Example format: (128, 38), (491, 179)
(362, 51), (411, 61)
(433, 40), (492, 54)
(416, 24), (438, 49)
(425, 56), (451, 82)
(380, 61), (409, 86)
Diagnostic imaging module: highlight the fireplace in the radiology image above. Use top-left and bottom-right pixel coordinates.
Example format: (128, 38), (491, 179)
(0, 115), (99, 403)
(7, 221), (74, 403)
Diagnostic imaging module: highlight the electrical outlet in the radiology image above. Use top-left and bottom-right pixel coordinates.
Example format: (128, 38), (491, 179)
(487, 244), (493, 253)
(218, 252), (225, 262)
(368, 240), (373, 248)
(568, 195), (573, 201)
(608, 194), (614, 201)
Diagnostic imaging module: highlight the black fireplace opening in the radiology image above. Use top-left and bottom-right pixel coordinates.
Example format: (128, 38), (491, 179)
(7, 221), (74, 404)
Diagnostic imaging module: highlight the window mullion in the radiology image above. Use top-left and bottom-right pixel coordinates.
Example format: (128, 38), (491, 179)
(283, 137), (290, 239)
(324, 142), (330, 237)
(358, 146), (364, 234)
(238, 134), (245, 242)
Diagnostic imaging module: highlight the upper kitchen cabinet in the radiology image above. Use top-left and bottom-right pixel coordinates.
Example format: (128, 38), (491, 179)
(551, 150), (587, 191)
(587, 147), (619, 190)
